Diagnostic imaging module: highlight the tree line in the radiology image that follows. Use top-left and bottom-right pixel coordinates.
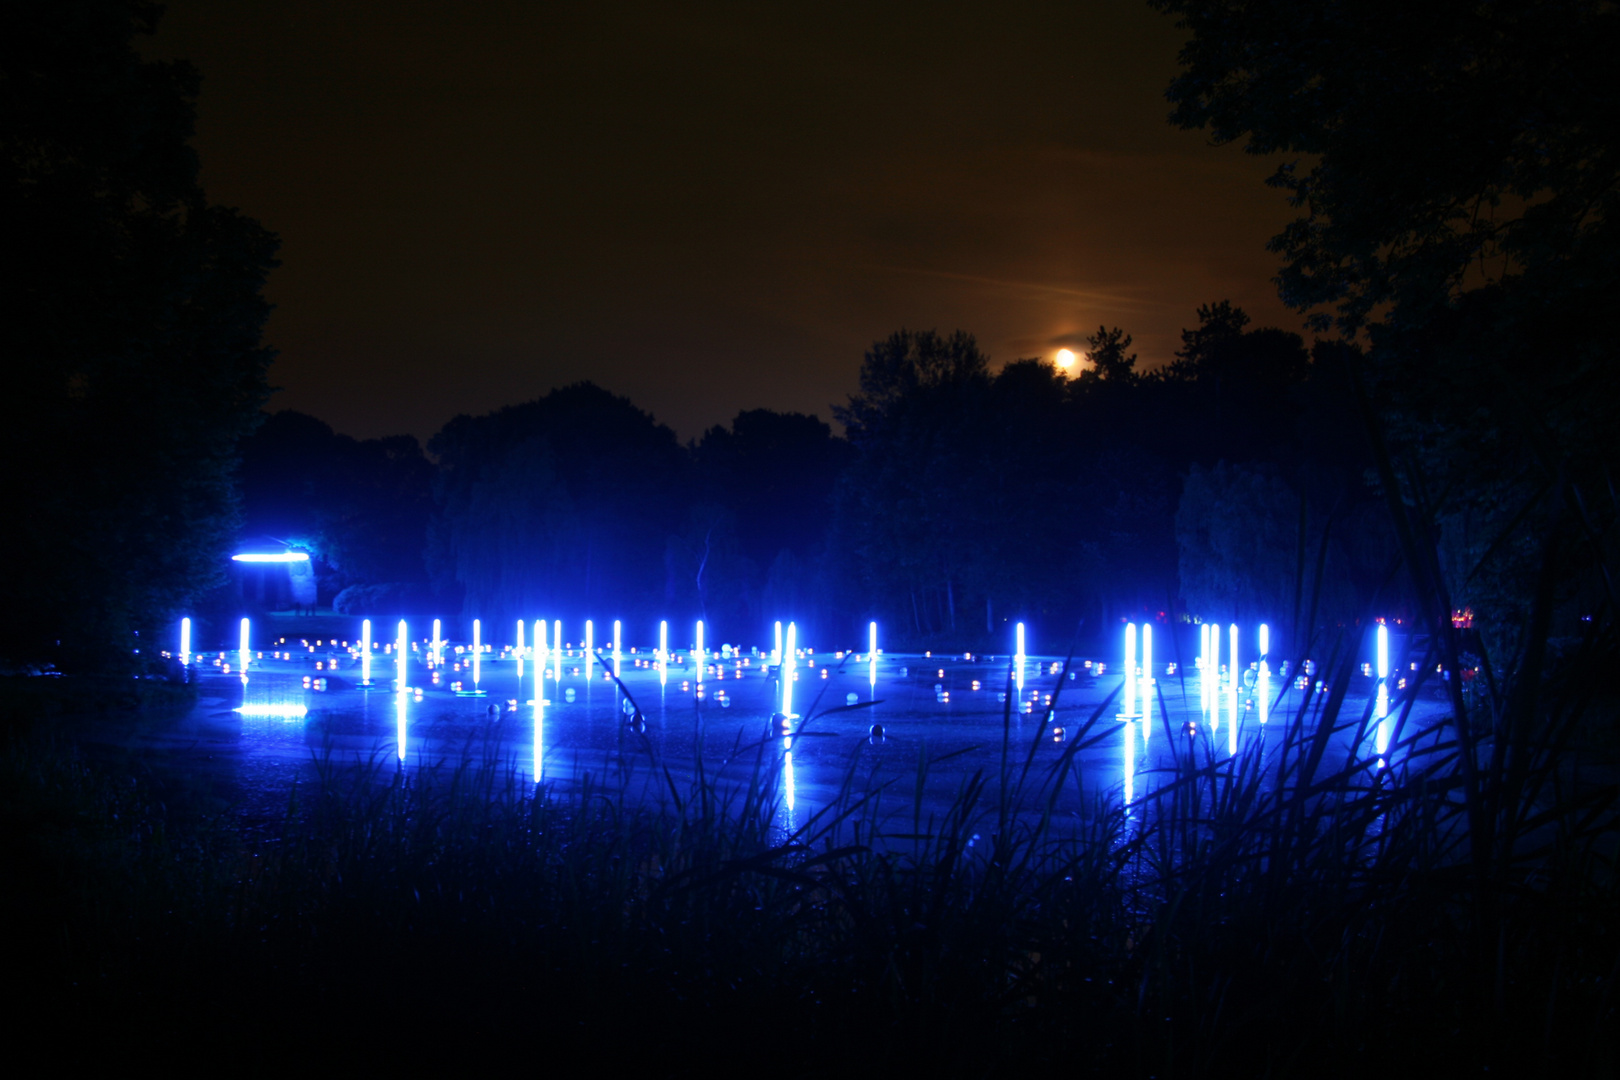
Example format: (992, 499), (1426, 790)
(233, 302), (1398, 657)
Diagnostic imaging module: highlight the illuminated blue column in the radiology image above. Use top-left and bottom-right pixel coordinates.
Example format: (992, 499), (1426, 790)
(1141, 623), (1153, 741)
(1258, 623), (1270, 726)
(1015, 622), (1026, 693)
(1228, 624), (1239, 755)
(782, 622), (798, 718)
(695, 620), (705, 687)
(361, 619), (373, 687)
(868, 621), (877, 698)
(659, 620), (668, 688)
(1375, 623), (1391, 758)
(179, 617), (191, 669)
(535, 619), (547, 702)
(238, 617), (251, 677)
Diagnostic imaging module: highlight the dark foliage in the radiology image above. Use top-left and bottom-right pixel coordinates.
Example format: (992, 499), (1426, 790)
(0, 0), (278, 672)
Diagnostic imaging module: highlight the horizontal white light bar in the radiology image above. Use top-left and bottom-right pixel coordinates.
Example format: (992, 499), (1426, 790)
(231, 552), (310, 563)
(234, 704), (309, 718)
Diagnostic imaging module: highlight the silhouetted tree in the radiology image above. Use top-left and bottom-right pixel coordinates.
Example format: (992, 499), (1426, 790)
(429, 383), (686, 636)
(0, 0), (278, 670)
(1155, 0), (1620, 655)
(238, 411), (435, 606)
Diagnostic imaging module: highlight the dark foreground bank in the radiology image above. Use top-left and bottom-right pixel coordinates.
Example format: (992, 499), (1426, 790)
(2, 669), (1615, 1078)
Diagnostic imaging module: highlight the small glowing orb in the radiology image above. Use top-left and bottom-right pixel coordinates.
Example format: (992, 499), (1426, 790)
(1055, 348), (1077, 370)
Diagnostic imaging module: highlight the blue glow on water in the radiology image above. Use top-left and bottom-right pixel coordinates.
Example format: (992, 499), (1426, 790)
(1123, 706), (1136, 806)
(179, 617), (191, 667)
(396, 688), (408, 762)
(1123, 622), (1137, 716)
(362, 619), (373, 686)
(1375, 682), (1391, 758)
(532, 640), (545, 783)
(231, 552), (309, 563)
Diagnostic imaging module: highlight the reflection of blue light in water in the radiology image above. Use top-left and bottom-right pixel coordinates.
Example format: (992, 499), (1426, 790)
(659, 620), (668, 687)
(237, 670), (310, 720)
(1229, 624), (1239, 755)
(1375, 623), (1390, 759)
(361, 619), (373, 686)
(515, 620), (525, 682)
(1016, 622), (1026, 692)
(433, 618), (442, 666)
(1123, 711), (1136, 807)
(1375, 682), (1390, 758)
(235, 703), (308, 719)
(774, 621), (782, 667)
(784, 749), (796, 815)
(239, 617), (251, 675)
(532, 675), (544, 783)
(1123, 622), (1136, 716)
(396, 689), (408, 762)
(782, 622), (797, 718)
(1141, 624), (1153, 741)
(869, 621), (877, 697)
(180, 617), (191, 667)
(397, 620), (408, 690)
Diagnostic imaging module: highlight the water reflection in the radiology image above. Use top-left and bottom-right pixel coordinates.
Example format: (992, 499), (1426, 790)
(1123, 712), (1136, 807)
(396, 690), (408, 763)
(533, 683), (544, 784)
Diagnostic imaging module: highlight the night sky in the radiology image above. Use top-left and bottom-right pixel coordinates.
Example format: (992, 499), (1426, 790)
(146, 0), (1297, 444)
